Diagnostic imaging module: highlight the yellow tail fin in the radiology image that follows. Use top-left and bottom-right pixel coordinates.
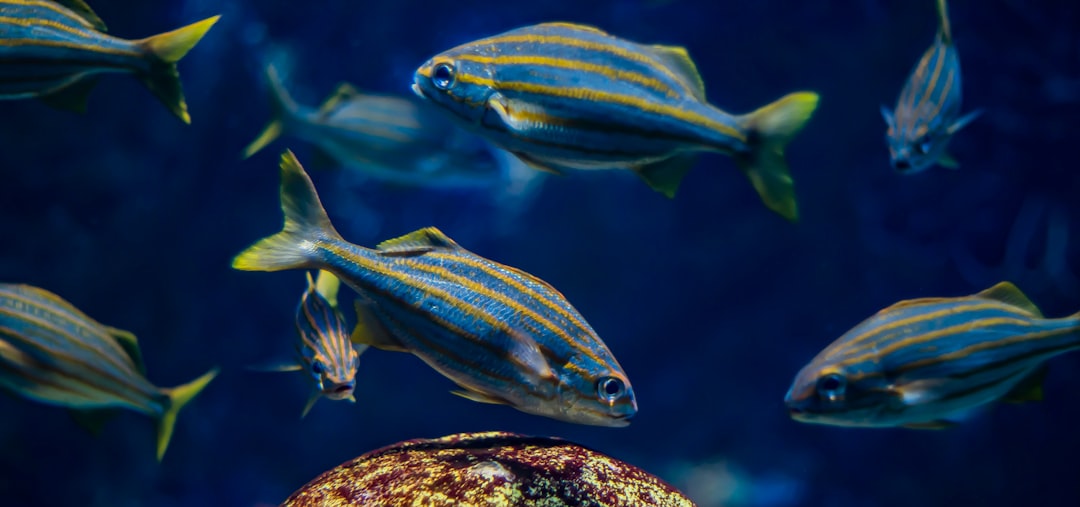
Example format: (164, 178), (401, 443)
(157, 368), (218, 461)
(735, 91), (819, 222)
(137, 15), (221, 124)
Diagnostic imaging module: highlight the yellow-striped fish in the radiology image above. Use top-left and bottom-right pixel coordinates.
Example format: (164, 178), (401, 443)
(0, 283), (218, 460)
(232, 150), (637, 426)
(256, 270), (366, 418)
(411, 22), (819, 221)
(0, 0), (219, 123)
(784, 282), (1080, 429)
(881, 0), (981, 173)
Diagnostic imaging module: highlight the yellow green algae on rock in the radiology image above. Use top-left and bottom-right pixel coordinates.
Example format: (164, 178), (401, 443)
(280, 431), (696, 506)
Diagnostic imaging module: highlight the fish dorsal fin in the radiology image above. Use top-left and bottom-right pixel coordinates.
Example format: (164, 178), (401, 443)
(537, 22), (608, 36)
(1001, 365), (1047, 404)
(317, 83), (361, 116)
(106, 326), (146, 376)
(313, 270), (341, 308)
(878, 297), (952, 313)
(649, 45), (706, 101)
(55, 0), (108, 31)
(376, 227), (461, 255)
(974, 282), (1043, 317)
(494, 262), (568, 300)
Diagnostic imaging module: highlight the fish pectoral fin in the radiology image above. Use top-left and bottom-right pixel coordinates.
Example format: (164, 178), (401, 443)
(39, 78), (99, 114)
(901, 419), (956, 430)
(486, 92), (556, 134)
(376, 227), (461, 254)
(300, 388), (321, 419)
(316, 82), (362, 116)
(55, 0), (108, 31)
(350, 300), (407, 351)
(937, 152), (960, 169)
(633, 153), (698, 199)
(894, 379), (948, 406)
(1001, 365), (1048, 404)
(69, 408), (119, 436)
(879, 105), (895, 127)
(106, 326), (146, 376)
(649, 44), (706, 101)
(973, 282), (1043, 317)
(946, 109), (982, 135)
(505, 329), (556, 386)
(313, 270), (342, 308)
(511, 152), (567, 176)
(451, 389), (510, 405)
(246, 360), (304, 373)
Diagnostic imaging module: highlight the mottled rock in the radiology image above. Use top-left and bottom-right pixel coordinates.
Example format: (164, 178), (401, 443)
(281, 431), (695, 507)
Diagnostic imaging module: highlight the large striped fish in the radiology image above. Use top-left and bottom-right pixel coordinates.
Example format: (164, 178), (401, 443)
(0, 283), (218, 460)
(232, 150), (637, 427)
(411, 22), (819, 221)
(242, 64), (542, 193)
(256, 270), (366, 418)
(0, 0), (219, 123)
(784, 282), (1080, 429)
(880, 0), (981, 173)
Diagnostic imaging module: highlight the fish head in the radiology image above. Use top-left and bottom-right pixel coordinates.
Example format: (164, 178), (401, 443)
(553, 369), (638, 427)
(412, 46), (496, 125)
(784, 338), (901, 428)
(883, 111), (950, 174)
(306, 352), (360, 402)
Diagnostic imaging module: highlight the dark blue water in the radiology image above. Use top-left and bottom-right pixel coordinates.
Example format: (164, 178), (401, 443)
(1, 1), (1078, 506)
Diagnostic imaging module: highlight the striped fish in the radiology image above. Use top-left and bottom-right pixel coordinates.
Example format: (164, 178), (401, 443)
(0, 283), (218, 460)
(784, 282), (1080, 429)
(232, 150), (637, 427)
(256, 270), (366, 418)
(880, 0), (981, 173)
(0, 0), (219, 123)
(242, 64), (544, 194)
(411, 22), (819, 221)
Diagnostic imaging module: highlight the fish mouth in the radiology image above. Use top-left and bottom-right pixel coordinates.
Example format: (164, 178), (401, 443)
(411, 82), (426, 99)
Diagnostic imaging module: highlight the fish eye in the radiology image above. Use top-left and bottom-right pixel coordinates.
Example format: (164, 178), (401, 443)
(817, 373), (846, 401)
(916, 135), (933, 155)
(432, 62), (456, 90)
(311, 362), (324, 375)
(596, 376), (625, 402)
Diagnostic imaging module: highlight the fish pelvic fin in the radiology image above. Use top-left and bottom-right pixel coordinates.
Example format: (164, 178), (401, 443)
(232, 151), (344, 273)
(242, 64), (300, 159)
(735, 91), (820, 222)
(157, 368), (219, 461)
(136, 16), (221, 124)
(300, 388), (321, 419)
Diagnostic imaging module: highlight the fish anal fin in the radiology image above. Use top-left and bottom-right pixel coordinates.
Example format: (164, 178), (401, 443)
(350, 300), (406, 352)
(512, 152), (567, 176)
(974, 282), (1043, 317)
(451, 388), (510, 405)
(649, 44), (706, 101)
(55, 0), (107, 31)
(634, 153), (697, 199)
(317, 83), (361, 116)
(106, 326), (145, 376)
(1002, 366), (1047, 404)
(376, 227), (461, 254)
(69, 408), (119, 436)
(39, 78), (98, 114)
(902, 419), (956, 430)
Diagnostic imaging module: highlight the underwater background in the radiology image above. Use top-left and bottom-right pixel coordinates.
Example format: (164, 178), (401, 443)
(2, 0), (1079, 505)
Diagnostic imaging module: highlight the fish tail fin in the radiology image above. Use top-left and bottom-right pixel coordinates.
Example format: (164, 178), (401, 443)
(242, 64), (300, 159)
(136, 15), (221, 124)
(156, 368), (219, 461)
(735, 91), (820, 222)
(231, 150), (344, 272)
(936, 0), (952, 44)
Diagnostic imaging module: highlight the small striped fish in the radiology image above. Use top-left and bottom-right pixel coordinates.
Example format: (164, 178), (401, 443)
(0, 283), (218, 460)
(881, 0), (981, 173)
(411, 22), (819, 221)
(232, 150), (637, 427)
(784, 282), (1080, 429)
(242, 64), (543, 193)
(257, 270), (366, 418)
(0, 0), (219, 123)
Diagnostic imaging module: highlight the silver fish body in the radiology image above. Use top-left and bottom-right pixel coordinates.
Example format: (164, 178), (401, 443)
(881, 0), (981, 173)
(784, 282), (1080, 429)
(412, 22), (819, 221)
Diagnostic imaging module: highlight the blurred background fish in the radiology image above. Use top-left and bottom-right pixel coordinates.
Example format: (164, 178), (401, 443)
(0, 283), (217, 460)
(411, 22), (819, 221)
(881, 0), (981, 173)
(232, 151), (638, 427)
(251, 270), (366, 418)
(0, 0), (219, 123)
(784, 282), (1080, 429)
